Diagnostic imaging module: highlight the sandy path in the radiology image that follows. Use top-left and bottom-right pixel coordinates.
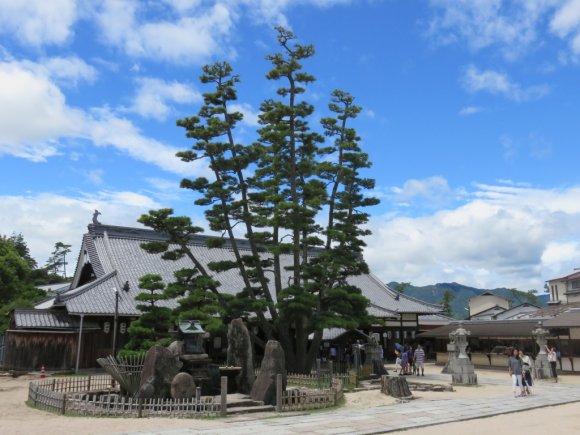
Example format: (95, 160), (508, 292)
(1, 364), (578, 435)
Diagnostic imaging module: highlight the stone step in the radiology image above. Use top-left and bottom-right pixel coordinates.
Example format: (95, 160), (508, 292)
(227, 404), (275, 415)
(227, 399), (266, 408)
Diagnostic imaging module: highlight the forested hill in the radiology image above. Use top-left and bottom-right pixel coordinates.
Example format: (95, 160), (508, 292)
(388, 282), (548, 319)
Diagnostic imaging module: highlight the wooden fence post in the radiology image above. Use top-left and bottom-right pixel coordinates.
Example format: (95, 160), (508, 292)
(276, 373), (283, 412)
(220, 376), (227, 417)
(87, 375), (91, 392)
(195, 386), (201, 403)
(329, 361), (333, 387)
(61, 394), (67, 415)
(138, 398), (143, 418)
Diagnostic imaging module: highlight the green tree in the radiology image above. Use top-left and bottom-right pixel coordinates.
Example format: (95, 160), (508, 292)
(0, 236), (46, 333)
(45, 242), (72, 278)
(138, 27), (378, 372)
(440, 289), (455, 318)
(394, 282), (412, 294)
(122, 274), (173, 356)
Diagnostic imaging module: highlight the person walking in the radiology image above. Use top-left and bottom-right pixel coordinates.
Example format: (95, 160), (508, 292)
(394, 350), (402, 373)
(400, 346), (408, 375)
(508, 348), (524, 398)
(414, 344), (426, 376)
(519, 349), (533, 395)
(546, 344), (558, 382)
(407, 346), (415, 375)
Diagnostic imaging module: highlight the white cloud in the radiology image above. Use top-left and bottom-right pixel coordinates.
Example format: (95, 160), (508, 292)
(94, 0), (235, 64)
(0, 59), (206, 176)
(229, 103), (261, 126)
(0, 191), (160, 270)
(427, 0), (557, 59)
(428, 0), (580, 59)
(458, 106), (484, 116)
(462, 65), (550, 102)
(239, 0), (352, 26)
(550, 0), (580, 54)
(0, 0), (77, 47)
(86, 169), (104, 185)
(88, 108), (205, 175)
(390, 176), (457, 208)
(92, 0), (353, 64)
(130, 77), (201, 121)
(365, 182), (580, 290)
(0, 61), (85, 161)
(40, 56), (98, 85)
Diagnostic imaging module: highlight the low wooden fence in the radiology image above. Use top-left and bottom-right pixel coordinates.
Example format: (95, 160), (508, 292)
(28, 375), (224, 418)
(276, 374), (344, 412)
(287, 371), (357, 390)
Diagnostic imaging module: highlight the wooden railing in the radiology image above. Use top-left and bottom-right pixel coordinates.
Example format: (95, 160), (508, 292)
(276, 374), (344, 412)
(28, 375), (223, 418)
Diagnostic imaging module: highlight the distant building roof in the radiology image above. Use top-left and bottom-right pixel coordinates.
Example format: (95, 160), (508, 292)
(492, 303), (540, 320)
(470, 304), (507, 319)
(543, 309), (580, 328)
(308, 328), (368, 341)
(47, 224), (442, 317)
(517, 301), (580, 319)
(418, 319), (547, 338)
(548, 270), (580, 282)
(12, 309), (101, 330)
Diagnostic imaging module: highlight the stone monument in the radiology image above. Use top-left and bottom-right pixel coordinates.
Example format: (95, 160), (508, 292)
(226, 318), (255, 394)
(532, 321), (551, 379)
(138, 345), (183, 398)
(449, 322), (477, 384)
(250, 340), (286, 405)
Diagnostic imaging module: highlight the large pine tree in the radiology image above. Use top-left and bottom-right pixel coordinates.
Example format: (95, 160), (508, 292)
(138, 27), (378, 372)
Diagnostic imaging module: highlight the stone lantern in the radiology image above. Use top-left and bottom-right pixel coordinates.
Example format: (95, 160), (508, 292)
(178, 320), (211, 381)
(532, 321), (551, 379)
(449, 321), (477, 384)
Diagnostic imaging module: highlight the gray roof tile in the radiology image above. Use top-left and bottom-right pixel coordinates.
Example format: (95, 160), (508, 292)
(58, 225), (442, 317)
(13, 309), (101, 330)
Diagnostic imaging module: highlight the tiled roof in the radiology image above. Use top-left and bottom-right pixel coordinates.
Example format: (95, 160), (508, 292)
(517, 301), (580, 319)
(13, 309), (101, 330)
(492, 303), (540, 320)
(418, 319), (548, 338)
(418, 313), (454, 322)
(543, 309), (580, 327)
(57, 224), (442, 317)
(308, 328), (368, 341)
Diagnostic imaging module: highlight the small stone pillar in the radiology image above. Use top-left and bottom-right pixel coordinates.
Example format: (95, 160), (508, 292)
(532, 321), (551, 379)
(449, 322), (477, 384)
(441, 331), (458, 374)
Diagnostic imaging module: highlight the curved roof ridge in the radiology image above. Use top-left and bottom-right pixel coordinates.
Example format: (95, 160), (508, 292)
(59, 270), (118, 302)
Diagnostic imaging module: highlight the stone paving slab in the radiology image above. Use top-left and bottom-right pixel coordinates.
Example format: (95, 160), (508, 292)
(123, 382), (580, 435)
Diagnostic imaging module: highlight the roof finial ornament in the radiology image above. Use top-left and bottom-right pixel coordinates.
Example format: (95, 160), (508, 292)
(92, 209), (102, 225)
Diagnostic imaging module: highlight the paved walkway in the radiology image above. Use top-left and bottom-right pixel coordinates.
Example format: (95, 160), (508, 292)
(125, 380), (580, 435)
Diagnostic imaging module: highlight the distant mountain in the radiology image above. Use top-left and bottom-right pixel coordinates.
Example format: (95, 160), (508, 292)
(388, 282), (547, 319)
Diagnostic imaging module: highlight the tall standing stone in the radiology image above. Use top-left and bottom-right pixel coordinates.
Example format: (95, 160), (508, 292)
(250, 340), (286, 405)
(138, 345), (183, 398)
(227, 318), (255, 394)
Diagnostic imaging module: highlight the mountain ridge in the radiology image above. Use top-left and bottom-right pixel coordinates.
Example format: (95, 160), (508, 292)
(388, 281), (548, 319)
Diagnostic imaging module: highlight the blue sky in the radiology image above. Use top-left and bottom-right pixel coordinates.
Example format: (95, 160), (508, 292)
(1, 0), (580, 290)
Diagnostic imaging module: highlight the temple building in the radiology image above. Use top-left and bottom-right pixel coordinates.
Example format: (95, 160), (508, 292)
(3, 222), (442, 371)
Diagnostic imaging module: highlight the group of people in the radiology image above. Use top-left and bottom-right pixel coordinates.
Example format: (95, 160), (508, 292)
(508, 344), (560, 398)
(508, 348), (534, 397)
(394, 344), (426, 376)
